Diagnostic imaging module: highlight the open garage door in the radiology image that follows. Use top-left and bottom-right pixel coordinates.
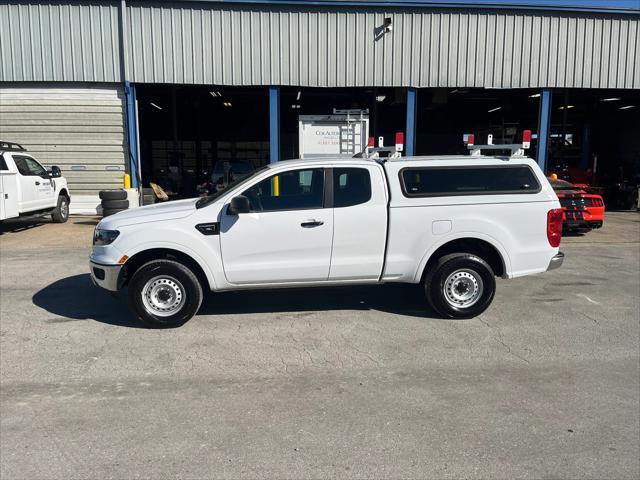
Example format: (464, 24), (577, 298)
(0, 85), (128, 213)
(136, 85), (269, 200)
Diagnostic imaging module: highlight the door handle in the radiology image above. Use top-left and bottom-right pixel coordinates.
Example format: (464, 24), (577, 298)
(35, 181), (40, 185)
(300, 220), (324, 228)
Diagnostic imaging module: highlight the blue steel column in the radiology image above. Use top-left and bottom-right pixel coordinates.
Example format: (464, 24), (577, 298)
(406, 88), (417, 157)
(536, 88), (552, 173)
(269, 86), (280, 163)
(124, 81), (139, 188)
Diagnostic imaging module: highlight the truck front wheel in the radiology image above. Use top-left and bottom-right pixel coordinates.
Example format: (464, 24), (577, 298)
(51, 195), (69, 223)
(424, 253), (496, 319)
(128, 259), (203, 328)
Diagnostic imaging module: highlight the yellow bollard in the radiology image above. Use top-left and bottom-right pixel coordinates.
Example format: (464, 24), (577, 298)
(123, 173), (131, 189)
(272, 175), (280, 197)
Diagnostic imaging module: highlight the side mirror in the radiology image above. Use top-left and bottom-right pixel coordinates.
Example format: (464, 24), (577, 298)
(228, 195), (250, 215)
(49, 166), (62, 178)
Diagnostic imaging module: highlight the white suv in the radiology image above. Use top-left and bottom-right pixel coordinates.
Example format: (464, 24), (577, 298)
(90, 148), (563, 327)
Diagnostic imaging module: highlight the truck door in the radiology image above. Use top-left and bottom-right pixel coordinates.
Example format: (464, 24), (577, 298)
(220, 167), (333, 284)
(12, 155), (54, 211)
(328, 166), (388, 281)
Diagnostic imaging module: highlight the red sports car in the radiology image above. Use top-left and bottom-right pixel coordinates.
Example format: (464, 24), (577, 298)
(550, 179), (605, 231)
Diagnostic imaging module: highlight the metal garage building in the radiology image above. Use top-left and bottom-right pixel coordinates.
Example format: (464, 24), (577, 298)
(0, 0), (638, 211)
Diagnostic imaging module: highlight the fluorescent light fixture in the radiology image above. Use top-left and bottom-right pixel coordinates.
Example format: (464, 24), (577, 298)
(619, 105), (635, 110)
(558, 105), (574, 110)
(150, 102), (162, 110)
(296, 91), (301, 101)
(487, 106), (502, 113)
(450, 89), (460, 94)
(376, 95), (386, 102)
(529, 93), (541, 98)
(291, 104), (301, 109)
(209, 91), (222, 97)
(223, 102), (232, 107)
(601, 97), (621, 102)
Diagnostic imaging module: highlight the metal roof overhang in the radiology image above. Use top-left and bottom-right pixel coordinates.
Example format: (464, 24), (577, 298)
(165, 0), (640, 15)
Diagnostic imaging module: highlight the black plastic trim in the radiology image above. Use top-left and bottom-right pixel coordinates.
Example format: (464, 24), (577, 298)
(323, 168), (334, 208)
(196, 222), (220, 235)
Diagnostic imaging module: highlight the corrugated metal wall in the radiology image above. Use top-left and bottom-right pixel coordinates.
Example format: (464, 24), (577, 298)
(0, 1), (638, 88)
(0, 86), (127, 195)
(0, 2), (121, 82)
(123, 3), (639, 89)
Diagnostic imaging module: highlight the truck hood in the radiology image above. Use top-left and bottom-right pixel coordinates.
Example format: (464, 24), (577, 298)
(99, 198), (198, 229)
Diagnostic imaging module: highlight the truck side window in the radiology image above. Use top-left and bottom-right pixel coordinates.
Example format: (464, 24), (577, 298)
(13, 156), (47, 177)
(333, 168), (372, 208)
(242, 168), (324, 212)
(0, 155), (8, 171)
(401, 165), (541, 197)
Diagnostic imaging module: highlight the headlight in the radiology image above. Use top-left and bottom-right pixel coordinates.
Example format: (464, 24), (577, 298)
(93, 228), (120, 246)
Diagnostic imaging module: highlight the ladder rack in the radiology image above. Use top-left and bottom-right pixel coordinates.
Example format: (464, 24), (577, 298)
(465, 131), (532, 157)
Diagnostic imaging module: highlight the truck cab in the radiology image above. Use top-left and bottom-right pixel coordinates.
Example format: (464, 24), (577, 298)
(0, 141), (71, 223)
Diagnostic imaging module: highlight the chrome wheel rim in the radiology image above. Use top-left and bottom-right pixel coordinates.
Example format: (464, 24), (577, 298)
(60, 200), (69, 218)
(141, 275), (185, 317)
(443, 269), (484, 308)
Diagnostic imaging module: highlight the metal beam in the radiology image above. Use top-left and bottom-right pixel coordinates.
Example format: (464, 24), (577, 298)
(406, 88), (417, 156)
(536, 88), (552, 173)
(269, 86), (280, 163)
(124, 81), (139, 188)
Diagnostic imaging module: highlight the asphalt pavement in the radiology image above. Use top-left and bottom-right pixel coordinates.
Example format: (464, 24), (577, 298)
(1, 212), (638, 479)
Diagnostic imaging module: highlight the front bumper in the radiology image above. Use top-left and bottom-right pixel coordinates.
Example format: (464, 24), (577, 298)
(547, 252), (565, 271)
(89, 260), (123, 292)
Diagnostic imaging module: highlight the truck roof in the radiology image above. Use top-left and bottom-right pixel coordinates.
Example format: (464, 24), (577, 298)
(272, 154), (531, 167)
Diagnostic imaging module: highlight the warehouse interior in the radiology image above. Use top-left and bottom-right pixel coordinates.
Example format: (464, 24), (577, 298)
(136, 85), (270, 198)
(278, 87), (407, 160)
(134, 84), (639, 205)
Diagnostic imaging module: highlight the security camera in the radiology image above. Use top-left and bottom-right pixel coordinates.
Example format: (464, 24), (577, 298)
(384, 17), (392, 33)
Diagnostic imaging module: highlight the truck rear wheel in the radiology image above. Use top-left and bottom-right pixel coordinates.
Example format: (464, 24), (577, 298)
(128, 259), (203, 328)
(51, 195), (69, 223)
(424, 253), (496, 319)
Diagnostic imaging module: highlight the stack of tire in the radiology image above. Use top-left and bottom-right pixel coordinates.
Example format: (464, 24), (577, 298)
(141, 187), (156, 206)
(99, 189), (129, 217)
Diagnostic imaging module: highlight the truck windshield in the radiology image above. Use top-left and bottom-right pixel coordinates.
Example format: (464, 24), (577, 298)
(195, 165), (269, 209)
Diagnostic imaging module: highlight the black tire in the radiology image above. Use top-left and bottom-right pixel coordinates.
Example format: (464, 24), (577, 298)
(127, 259), (203, 328)
(101, 199), (129, 210)
(51, 195), (69, 223)
(424, 253), (496, 319)
(99, 190), (127, 201)
(102, 208), (126, 217)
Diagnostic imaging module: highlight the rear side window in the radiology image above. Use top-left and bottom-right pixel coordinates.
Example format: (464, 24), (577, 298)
(333, 168), (371, 207)
(400, 166), (541, 197)
(0, 155), (8, 171)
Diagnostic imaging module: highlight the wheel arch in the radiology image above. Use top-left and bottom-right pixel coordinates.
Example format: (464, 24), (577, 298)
(58, 188), (70, 200)
(416, 235), (511, 282)
(122, 247), (214, 291)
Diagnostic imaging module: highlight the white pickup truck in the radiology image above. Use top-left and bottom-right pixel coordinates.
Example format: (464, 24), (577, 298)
(90, 145), (564, 327)
(0, 142), (71, 223)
